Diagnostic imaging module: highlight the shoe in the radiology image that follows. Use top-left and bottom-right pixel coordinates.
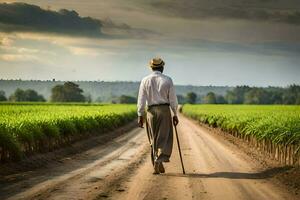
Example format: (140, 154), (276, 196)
(153, 162), (160, 174)
(158, 162), (165, 173)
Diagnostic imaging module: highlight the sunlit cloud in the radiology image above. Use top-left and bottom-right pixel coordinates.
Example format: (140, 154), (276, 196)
(0, 53), (38, 62)
(0, 36), (14, 46)
(68, 47), (100, 57)
(17, 47), (39, 54)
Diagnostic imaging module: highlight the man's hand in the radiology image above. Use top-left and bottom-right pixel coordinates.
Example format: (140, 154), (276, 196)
(138, 116), (144, 128)
(173, 116), (179, 126)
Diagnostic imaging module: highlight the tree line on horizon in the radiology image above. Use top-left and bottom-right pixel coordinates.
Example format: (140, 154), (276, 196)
(0, 79), (231, 102)
(0, 82), (299, 105)
(0, 82), (139, 104)
(0, 89), (45, 102)
(181, 85), (300, 105)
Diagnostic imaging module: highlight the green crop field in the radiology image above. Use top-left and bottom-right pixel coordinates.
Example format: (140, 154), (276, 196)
(182, 105), (300, 146)
(0, 103), (136, 162)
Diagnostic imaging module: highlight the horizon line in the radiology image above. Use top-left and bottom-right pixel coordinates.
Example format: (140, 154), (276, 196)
(0, 78), (298, 88)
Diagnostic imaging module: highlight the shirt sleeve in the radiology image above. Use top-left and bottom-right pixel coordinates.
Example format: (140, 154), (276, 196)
(137, 79), (147, 116)
(168, 78), (178, 116)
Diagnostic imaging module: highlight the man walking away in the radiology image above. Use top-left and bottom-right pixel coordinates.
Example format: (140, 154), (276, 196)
(137, 57), (179, 174)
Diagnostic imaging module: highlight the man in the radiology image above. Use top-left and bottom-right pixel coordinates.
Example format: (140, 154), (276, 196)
(137, 57), (179, 174)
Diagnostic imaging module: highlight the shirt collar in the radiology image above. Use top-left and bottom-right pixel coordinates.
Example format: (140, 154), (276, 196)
(152, 71), (162, 75)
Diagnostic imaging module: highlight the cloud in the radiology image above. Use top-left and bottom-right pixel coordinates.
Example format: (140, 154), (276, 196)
(176, 38), (300, 57)
(0, 2), (157, 38)
(68, 46), (100, 56)
(17, 47), (40, 54)
(101, 17), (160, 39)
(140, 0), (300, 25)
(0, 36), (13, 46)
(0, 2), (103, 36)
(0, 53), (38, 62)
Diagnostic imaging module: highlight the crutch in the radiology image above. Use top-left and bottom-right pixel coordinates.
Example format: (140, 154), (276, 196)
(174, 124), (186, 174)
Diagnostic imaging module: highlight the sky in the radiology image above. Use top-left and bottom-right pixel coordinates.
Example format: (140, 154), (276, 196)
(0, 0), (300, 86)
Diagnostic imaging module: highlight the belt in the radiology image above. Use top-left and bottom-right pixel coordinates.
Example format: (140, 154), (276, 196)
(148, 103), (170, 109)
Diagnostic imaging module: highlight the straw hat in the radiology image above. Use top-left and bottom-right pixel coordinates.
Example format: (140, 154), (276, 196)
(149, 57), (165, 68)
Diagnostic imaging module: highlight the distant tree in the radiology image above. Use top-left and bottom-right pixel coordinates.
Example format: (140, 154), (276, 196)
(225, 86), (251, 104)
(235, 86), (251, 103)
(64, 82), (85, 102)
(225, 91), (236, 104)
(9, 88), (26, 102)
(9, 88), (45, 102)
(24, 89), (45, 101)
(282, 93), (294, 104)
(282, 84), (300, 105)
(203, 92), (217, 104)
(186, 92), (197, 104)
(118, 95), (137, 104)
(0, 90), (7, 101)
(51, 85), (65, 102)
(51, 82), (85, 102)
(269, 91), (283, 104)
(176, 94), (186, 104)
(244, 88), (269, 104)
(216, 95), (227, 104)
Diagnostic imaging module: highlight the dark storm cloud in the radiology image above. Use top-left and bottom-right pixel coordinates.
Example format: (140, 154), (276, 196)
(0, 2), (155, 38)
(0, 2), (103, 36)
(140, 0), (300, 25)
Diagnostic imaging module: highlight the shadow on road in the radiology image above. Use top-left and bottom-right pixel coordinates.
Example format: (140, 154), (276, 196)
(161, 166), (293, 180)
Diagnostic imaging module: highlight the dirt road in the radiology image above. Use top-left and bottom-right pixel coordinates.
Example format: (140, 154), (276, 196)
(1, 115), (296, 200)
(107, 115), (297, 200)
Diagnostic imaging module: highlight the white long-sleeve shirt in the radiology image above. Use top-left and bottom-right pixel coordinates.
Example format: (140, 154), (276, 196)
(137, 71), (178, 116)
